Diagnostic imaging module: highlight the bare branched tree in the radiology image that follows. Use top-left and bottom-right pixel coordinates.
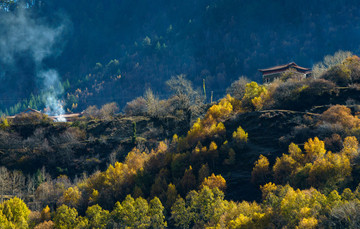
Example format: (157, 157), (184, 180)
(124, 97), (147, 116)
(226, 76), (250, 100)
(166, 74), (205, 123)
(166, 74), (202, 108)
(144, 88), (166, 117)
(0, 166), (10, 202)
(99, 102), (119, 120)
(10, 170), (26, 197)
(313, 50), (352, 78)
(330, 200), (360, 228)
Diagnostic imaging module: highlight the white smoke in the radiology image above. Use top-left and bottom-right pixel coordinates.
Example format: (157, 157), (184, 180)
(0, 10), (64, 64)
(38, 69), (66, 121)
(0, 8), (69, 121)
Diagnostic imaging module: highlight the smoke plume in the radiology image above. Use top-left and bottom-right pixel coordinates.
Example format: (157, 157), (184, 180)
(38, 69), (66, 121)
(0, 8), (69, 121)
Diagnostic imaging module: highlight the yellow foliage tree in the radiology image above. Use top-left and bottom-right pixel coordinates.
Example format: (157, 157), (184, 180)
(341, 188), (355, 201)
(89, 189), (99, 204)
(260, 184), (327, 228)
(260, 182), (278, 200)
(210, 122), (226, 137)
(341, 136), (359, 161)
(53, 205), (85, 229)
(327, 190), (341, 208)
(172, 134), (178, 144)
(267, 137), (353, 191)
(232, 126), (248, 143)
(156, 141), (168, 154)
(242, 82), (269, 110)
(280, 188), (311, 226)
(273, 154), (299, 184)
(102, 147), (150, 193)
(220, 200), (269, 228)
(77, 146), (155, 206)
(0, 118), (9, 130)
(252, 155), (271, 185)
(0, 197), (31, 229)
(184, 95), (240, 149)
(62, 187), (81, 208)
(304, 137), (326, 163)
(209, 142), (218, 152)
(40, 205), (51, 222)
(165, 183), (178, 209)
(186, 118), (204, 146)
(201, 173), (227, 191)
(228, 214), (251, 228)
(149, 197), (167, 228)
(308, 152), (351, 189)
(85, 204), (110, 229)
(206, 95), (234, 121)
(171, 186), (227, 228)
(124, 148), (149, 172)
(289, 143), (304, 163)
(297, 217), (318, 229)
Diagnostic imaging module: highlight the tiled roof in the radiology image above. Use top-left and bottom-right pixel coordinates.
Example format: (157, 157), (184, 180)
(22, 108), (42, 114)
(259, 62), (310, 72)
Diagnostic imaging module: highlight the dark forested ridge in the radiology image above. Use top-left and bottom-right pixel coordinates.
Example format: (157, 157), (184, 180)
(2, 0), (360, 113)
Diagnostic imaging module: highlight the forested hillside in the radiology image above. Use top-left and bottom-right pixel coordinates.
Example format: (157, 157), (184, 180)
(3, 0), (360, 228)
(0, 52), (360, 227)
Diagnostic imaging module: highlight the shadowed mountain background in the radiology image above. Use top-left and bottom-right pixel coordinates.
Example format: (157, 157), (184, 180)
(1, 0), (360, 112)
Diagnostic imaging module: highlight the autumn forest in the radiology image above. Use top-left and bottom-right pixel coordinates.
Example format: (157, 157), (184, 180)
(2, 0), (360, 229)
